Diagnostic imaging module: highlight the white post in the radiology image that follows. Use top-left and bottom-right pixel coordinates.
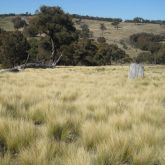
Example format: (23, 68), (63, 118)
(128, 63), (144, 79)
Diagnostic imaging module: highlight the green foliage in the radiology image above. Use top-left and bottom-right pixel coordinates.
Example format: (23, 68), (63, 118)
(155, 47), (165, 64)
(130, 33), (165, 64)
(80, 24), (93, 39)
(125, 17), (165, 24)
(130, 33), (163, 51)
(28, 6), (78, 63)
(60, 44), (75, 65)
(74, 39), (98, 66)
(133, 17), (144, 24)
(95, 43), (112, 65)
(72, 14), (123, 23)
(100, 23), (107, 37)
(97, 37), (106, 44)
(0, 30), (30, 68)
(12, 16), (27, 30)
(28, 38), (39, 62)
(0, 6), (130, 67)
(112, 21), (120, 29)
(37, 37), (52, 62)
(60, 39), (128, 66)
(136, 52), (154, 64)
(23, 17), (38, 37)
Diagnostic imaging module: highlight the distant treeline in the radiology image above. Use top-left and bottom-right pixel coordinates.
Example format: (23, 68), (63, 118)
(125, 17), (165, 25)
(72, 14), (165, 24)
(0, 13), (165, 25)
(0, 13), (32, 17)
(71, 14), (123, 23)
(71, 14), (165, 25)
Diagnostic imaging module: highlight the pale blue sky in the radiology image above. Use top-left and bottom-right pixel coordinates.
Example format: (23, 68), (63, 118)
(0, 0), (164, 20)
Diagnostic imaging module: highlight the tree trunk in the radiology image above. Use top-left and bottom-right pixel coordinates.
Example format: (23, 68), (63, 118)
(0, 52), (63, 73)
(51, 38), (56, 63)
(52, 53), (63, 67)
(24, 53), (30, 69)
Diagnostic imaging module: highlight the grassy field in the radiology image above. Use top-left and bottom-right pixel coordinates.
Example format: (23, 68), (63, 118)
(0, 66), (165, 165)
(0, 17), (14, 31)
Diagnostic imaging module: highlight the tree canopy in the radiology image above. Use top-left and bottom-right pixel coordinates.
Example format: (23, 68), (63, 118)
(100, 23), (107, 37)
(27, 6), (78, 64)
(12, 16), (27, 30)
(0, 30), (29, 68)
(0, 6), (132, 69)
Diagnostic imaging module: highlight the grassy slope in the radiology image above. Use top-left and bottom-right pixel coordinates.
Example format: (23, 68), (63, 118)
(0, 66), (165, 164)
(75, 19), (165, 57)
(0, 16), (165, 58)
(0, 16), (14, 31)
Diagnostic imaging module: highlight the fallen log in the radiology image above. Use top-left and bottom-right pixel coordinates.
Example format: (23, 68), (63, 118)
(0, 54), (63, 73)
(0, 63), (55, 73)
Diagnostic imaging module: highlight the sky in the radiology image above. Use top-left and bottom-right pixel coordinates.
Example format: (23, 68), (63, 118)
(0, 0), (165, 20)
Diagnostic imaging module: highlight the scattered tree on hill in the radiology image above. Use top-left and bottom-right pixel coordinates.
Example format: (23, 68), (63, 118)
(75, 18), (82, 25)
(97, 37), (106, 44)
(133, 17), (144, 24)
(27, 6), (78, 65)
(80, 24), (93, 40)
(100, 23), (107, 37)
(23, 18), (38, 37)
(0, 30), (30, 68)
(12, 16), (27, 30)
(112, 21), (120, 30)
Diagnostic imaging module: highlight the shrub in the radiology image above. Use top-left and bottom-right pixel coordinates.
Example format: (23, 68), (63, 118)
(136, 52), (153, 63)
(0, 30), (30, 68)
(97, 37), (106, 44)
(12, 16), (27, 30)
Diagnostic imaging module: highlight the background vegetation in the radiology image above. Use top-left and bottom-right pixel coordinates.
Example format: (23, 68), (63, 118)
(0, 6), (165, 68)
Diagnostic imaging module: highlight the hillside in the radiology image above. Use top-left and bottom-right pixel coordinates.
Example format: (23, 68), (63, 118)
(0, 16), (165, 58)
(75, 19), (165, 57)
(0, 16), (14, 31)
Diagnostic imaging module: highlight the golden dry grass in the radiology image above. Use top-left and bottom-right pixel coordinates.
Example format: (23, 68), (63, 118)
(0, 66), (165, 165)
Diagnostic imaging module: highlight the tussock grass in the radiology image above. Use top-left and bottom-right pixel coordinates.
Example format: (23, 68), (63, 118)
(0, 119), (37, 154)
(0, 66), (165, 164)
(48, 119), (80, 143)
